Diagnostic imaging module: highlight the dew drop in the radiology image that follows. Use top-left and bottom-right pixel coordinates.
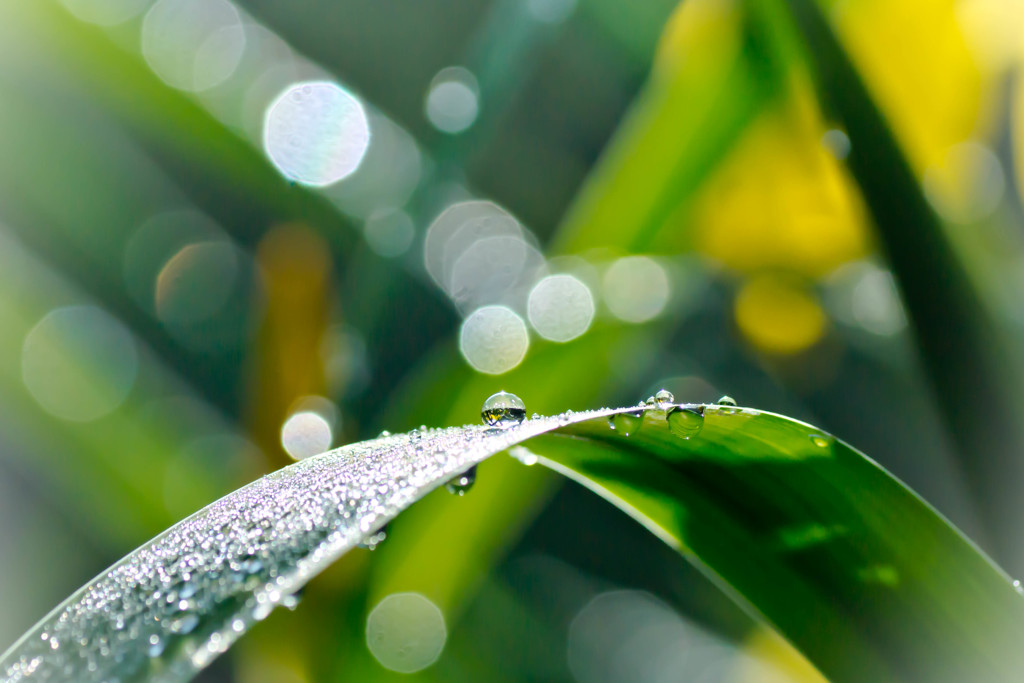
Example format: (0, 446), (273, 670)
(642, 395), (656, 406)
(716, 395), (737, 407)
(360, 524), (389, 550)
(654, 389), (674, 404)
(607, 416), (616, 431)
(612, 411), (642, 436)
(282, 588), (304, 611)
(667, 407), (704, 440)
(1014, 580), (1023, 595)
(445, 464), (477, 496)
(809, 434), (833, 448)
(481, 391), (526, 428)
(531, 412), (541, 420)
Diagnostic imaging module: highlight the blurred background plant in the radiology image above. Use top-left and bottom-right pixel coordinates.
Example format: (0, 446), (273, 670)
(1, 0), (1024, 680)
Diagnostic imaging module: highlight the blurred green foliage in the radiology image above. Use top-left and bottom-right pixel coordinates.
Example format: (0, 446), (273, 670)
(2, 0), (1024, 680)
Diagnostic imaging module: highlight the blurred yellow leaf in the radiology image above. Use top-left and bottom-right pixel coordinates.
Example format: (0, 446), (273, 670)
(247, 224), (333, 466)
(833, 0), (991, 172)
(654, 0), (742, 78)
(734, 274), (828, 355)
(693, 77), (869, 278)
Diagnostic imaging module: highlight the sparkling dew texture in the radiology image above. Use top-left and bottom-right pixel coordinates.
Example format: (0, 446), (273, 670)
(1, 410), (621, 683)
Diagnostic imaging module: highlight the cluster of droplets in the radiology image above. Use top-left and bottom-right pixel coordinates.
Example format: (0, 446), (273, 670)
(441, 391), (528, 496)
(609, 389), (709, 441)
(2, 388), (840, 683)
(0, 402), (570, 683)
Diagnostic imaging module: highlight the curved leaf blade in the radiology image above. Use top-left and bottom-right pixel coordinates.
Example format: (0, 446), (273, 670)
(529, 405), (1024, 681)
(2, 405), (1021, 682)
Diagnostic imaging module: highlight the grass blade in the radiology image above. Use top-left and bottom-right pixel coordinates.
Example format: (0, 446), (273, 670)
(3, 404), (1021, 682)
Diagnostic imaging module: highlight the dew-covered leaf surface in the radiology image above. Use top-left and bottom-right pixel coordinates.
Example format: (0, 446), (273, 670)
(3, 403), (1024, 683)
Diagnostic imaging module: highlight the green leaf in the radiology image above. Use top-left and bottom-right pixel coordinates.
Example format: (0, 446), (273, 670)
(3, 404), (1020, 682)
(766, 0), (1024, 567)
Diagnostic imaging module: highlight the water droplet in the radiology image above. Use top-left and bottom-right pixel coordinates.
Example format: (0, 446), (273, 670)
(481, 391), (526, 428)
(716, 395), (737, 407)
(282, 588), (304, 611)
(607, 416), (616, 430)
(1013, 580), (1023, 595)
(667, 408), (703, 440)
(654, 389), (674, 404)
(531, 412), (541, 420)
(642, 395), (656, 406)
(809, 434), (833, 448)
(378, 430), (392, 437)
(445, 465), (477, 496)
(612, 411), (642, 436)
(360, 524), (389, 550)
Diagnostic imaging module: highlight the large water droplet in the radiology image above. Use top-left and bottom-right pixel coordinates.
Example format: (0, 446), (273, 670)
(612, 411), (642, 436)
(445, 465), (477, 496)
(667, 407), (703, 440)
(481, 391), (526, 428)
(654, 389), (674, 404)
(716, 396), (737, 407)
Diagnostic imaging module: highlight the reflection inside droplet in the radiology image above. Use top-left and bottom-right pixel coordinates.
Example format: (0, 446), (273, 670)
(667, 408), (703, 440)
(481, 391), (527, 428)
